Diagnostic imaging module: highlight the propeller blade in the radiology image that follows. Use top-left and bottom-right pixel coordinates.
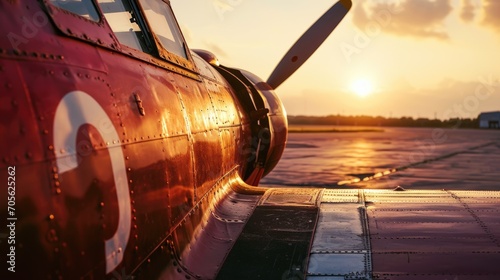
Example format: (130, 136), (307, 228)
(266, 0), (352, 89)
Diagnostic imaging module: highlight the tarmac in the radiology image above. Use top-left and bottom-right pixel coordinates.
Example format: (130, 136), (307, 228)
(261, 127), (500, 190)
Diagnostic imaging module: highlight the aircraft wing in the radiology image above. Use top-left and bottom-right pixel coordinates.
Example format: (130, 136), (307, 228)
(161, 171), (500, 279)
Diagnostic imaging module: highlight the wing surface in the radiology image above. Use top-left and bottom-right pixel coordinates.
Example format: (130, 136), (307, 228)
(161, 170), (500, 279)
(217, 187), (500, 279)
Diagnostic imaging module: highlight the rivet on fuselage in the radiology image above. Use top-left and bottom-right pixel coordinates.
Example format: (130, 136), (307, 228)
(55, 188), (61, 194)
(48, 214), (55, 220)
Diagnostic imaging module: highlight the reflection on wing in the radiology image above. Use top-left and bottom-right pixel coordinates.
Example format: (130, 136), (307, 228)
(226, 188), (500, 279)
(365, 189), (500, 280)
(170, 179), (500, 279)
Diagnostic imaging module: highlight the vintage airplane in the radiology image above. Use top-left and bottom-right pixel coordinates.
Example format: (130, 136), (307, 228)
(1, 0), (499, 279)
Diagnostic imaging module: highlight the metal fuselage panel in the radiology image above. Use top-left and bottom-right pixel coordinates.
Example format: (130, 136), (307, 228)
(0, 1), (256, 278)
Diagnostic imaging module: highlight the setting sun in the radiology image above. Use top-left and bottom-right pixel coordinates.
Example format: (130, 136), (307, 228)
(350, 79), (373, 97)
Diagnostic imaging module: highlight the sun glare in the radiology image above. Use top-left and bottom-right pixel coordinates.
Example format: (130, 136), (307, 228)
(350, 79), (373, 97)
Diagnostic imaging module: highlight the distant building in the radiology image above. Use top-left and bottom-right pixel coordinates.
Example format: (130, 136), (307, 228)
(479, 111), (500, 129)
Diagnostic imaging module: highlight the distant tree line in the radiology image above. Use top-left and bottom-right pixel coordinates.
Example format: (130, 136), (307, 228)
(287, 115), (479, 128)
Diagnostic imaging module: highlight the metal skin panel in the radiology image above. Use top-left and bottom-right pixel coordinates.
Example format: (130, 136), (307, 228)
(310, 204), (365, 252)
(217, 206), (319, 280)
(0, 59), (45, 166)
(305, 189), (500, 280)
(192, 131), (224, 199)
(366, 190), (500, 280)
(307, 192), (372, 279)
(42, 0), (119, 50)
(217, 188), (321, 279)
(163, 136), (195, 228)
(308, 254), (367, 276)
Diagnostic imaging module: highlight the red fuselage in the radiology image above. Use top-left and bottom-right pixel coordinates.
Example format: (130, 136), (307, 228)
(0, 0), (286, 278)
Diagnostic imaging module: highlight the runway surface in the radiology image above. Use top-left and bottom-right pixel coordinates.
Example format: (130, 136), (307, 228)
(261, 126), (500, 190)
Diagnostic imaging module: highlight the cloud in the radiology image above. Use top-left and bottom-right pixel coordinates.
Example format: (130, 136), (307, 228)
(352, 0), (453, 40)
(460, 0), (476, 22)
(482, 0), (500, 32)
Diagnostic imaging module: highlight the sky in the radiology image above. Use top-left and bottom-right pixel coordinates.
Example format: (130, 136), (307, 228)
(170, 0), (500, 120)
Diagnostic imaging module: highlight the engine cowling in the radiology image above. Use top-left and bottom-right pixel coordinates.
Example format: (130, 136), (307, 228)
(239, 69), (288, 178)
(193, 49), (287, 184)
